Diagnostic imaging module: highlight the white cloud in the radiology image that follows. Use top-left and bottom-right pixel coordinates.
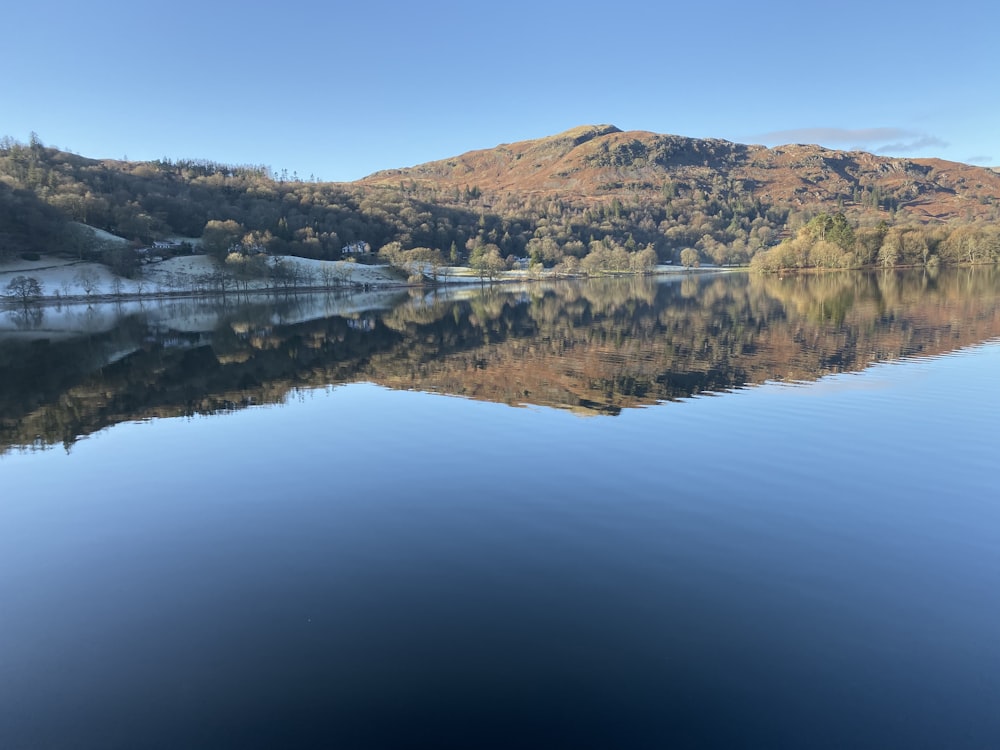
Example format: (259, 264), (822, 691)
(755, 127), (948, 154)
(755, 127), (914, 145)
(876, 136), (949, 153)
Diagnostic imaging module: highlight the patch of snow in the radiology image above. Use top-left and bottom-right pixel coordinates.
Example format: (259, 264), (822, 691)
(4, 251), (711, 310)
(2, 253), (410, 304)
(163, 236), (203, 247)
(1, 259), (130, 298)
(70, 222), (130, 246)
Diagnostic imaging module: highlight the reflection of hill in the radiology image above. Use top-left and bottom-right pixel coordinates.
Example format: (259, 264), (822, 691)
(2, 268), (999, 453)
(369, 270), (1000, 412)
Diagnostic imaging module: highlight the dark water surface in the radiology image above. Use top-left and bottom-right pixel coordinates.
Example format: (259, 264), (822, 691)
(2, 270), (1000, 749)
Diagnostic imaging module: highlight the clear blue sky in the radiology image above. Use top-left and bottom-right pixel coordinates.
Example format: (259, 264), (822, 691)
(3, 0), (997, 181)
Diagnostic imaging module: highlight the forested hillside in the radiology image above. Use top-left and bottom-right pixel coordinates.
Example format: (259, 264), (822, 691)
(3, 127), (1000, 274)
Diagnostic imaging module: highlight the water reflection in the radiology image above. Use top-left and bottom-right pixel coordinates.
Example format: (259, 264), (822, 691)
(2, 267), (999, 453)
(6, 305), (45, 330)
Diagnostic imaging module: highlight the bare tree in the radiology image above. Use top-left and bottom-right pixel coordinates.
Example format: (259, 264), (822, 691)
(74, 267), (102, 296)
(4, 275), (43, 305)
(299, 266), (318, 286)
(319, 262), (341, 288)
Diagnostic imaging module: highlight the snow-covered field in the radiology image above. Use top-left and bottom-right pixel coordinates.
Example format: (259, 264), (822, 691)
(0, 253), (407, 302)
(1, 251), (727, 343)
(2, 249), (720, 308)
(70, 222), (132, 247)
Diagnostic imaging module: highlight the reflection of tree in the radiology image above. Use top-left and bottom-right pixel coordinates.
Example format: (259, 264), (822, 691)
(3, 267), (1000, 453)
(6, 306), (44, 329)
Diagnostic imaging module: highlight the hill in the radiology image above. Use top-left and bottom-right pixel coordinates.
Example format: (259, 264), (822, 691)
(362, 124), (1000, 224)
(2, 128), (1000, 273)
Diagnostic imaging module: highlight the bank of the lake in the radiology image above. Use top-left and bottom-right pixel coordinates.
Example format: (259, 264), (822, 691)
(1, 252), (736, 311)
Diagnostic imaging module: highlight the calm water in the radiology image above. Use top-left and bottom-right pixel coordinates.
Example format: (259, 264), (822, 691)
(2, 270), (1000, 749)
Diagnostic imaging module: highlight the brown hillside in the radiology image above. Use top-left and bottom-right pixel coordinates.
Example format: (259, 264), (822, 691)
(360, 125), (1000, 223)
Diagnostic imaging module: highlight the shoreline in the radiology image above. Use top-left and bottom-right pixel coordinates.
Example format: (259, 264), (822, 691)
(1, 256), (736, 311)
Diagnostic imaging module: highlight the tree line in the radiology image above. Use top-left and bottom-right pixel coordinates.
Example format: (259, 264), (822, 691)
(749, 213), (1000, 272)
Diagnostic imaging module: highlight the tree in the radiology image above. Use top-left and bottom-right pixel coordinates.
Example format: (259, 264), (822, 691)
(581, 245), (611, 274)
(103, 246), (139, 278)
(802, 212), (854, 251)
(554, 255), (580, 276)
(4, 275), (43, 305)
(877, 231), (902, 267)
(241, 230), (273, 255)
(631, 246), (658, 272)
(680, 248), (700, 268)
(470, 244), (505, 282)
(406, 247), (446, 282)
(319, 261), (346, 288)
(378, 241), (404, 263)
(74, 267), (101, 296)
(854, 227), (884, 266)
(270, 257), (306, 289)
(201, 219), (245, 258)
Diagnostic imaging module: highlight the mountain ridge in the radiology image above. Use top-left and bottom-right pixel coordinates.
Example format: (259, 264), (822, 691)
(359, 124), (1000, 224)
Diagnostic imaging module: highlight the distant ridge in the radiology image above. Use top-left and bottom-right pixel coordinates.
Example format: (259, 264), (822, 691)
(361, 124), (1000, 224)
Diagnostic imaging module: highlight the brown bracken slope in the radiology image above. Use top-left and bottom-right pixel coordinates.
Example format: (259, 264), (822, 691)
(360, 125), (1000, 223)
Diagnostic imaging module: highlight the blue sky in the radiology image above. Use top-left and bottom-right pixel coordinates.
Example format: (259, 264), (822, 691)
(3, 0), (997, 181)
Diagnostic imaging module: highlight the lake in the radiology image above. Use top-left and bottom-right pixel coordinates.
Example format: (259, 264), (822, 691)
(2, 269), (999, 749)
